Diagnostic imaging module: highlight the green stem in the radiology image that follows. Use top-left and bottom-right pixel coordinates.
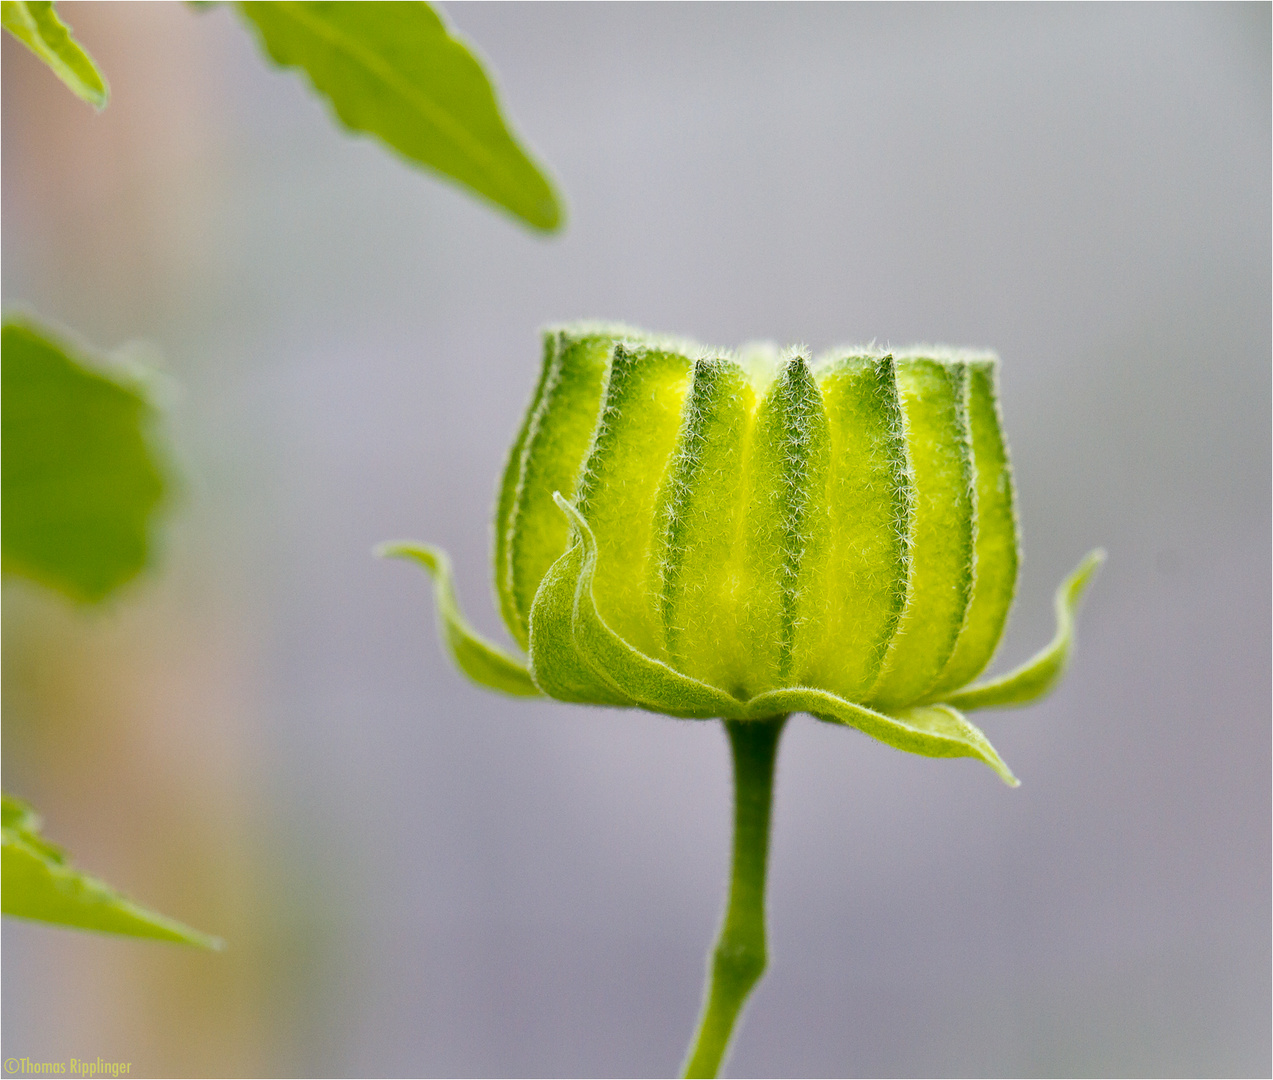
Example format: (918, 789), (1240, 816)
(682, 716), (787, 1079)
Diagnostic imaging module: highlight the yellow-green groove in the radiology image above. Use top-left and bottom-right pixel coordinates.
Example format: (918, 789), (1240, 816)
(503, 327), (615, 648)
(927, 357), (1020, 696)
(494, 329), (557, 645)
(815, 352), (912, 699)
(869, 356), (975, 708)
(683, 717), (787, 1079)
(654, 357), (753, 678)
(575, 342), (693, 657)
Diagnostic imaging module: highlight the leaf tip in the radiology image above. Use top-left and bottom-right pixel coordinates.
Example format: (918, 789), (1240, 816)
(981, 743), (1019, 787)
(168, 922), (225, 950)
(531, 191), (566, 234)
(81, 73), (110, 111)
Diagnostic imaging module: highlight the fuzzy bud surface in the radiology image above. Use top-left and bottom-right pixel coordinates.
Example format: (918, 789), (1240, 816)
(385, 324), (1103, 785)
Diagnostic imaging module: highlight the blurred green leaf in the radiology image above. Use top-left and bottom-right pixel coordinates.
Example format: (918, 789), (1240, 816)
(2, 793), (222, 948)
(234, 0), (563, 231)
(1, 0), (108, 109)
(2, 316), (169, 604)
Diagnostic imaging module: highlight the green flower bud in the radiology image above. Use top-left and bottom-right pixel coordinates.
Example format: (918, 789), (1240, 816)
(383, 323), (1102, 786)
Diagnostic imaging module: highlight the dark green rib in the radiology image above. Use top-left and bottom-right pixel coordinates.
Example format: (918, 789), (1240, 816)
(812, 352), (913, 700)
(869, 357), (975, 709)
(575, 342), (694, 657)
(651, 357), (754, 690)
(926, 358), (1020, 697)
(741, 355), (831, 693)
(504, 327), (615, 648)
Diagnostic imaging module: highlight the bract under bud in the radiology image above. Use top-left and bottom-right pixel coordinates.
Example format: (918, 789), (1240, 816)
(383, 323), (1103, 785)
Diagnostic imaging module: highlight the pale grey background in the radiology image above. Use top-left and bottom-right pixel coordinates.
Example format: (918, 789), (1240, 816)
(3, 3), (1269, 1076)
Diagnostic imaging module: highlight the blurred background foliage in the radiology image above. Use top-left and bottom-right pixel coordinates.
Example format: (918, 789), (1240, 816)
(1, 318), (168, 606)
(2, 3), (1269, 1077)
(2, 0), (559, 948)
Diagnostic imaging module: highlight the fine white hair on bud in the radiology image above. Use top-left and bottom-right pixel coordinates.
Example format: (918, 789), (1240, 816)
(385, 323), (1104, 786)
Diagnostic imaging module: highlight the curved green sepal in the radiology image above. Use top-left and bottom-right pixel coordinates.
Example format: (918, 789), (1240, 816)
(552, 494), (745, 718)
(526, 524), (635, 707)
(379, 541), (541, 697)
(2, 794), (222, 947)
(2, 1), (109, 109)
(739, 689), (1017, 786)
(942, 548), (1105, 712)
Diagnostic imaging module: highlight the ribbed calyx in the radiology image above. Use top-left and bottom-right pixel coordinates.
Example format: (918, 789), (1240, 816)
(384, 323), (1104, 785)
